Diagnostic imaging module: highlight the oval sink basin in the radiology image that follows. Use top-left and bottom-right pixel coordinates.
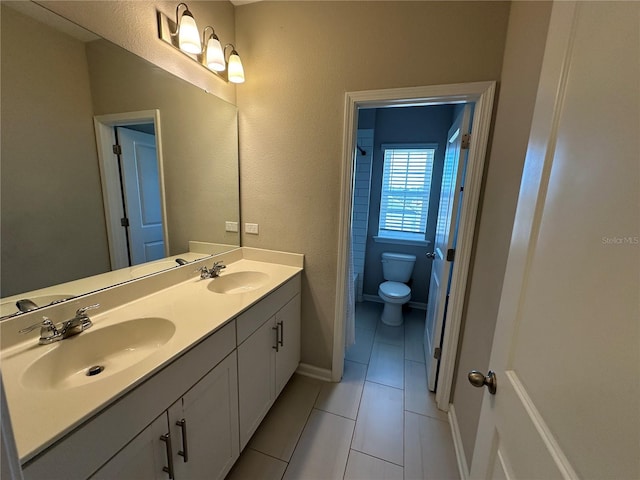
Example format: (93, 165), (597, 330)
(21, 317), (175, 391)
(207, 271), (270, 294)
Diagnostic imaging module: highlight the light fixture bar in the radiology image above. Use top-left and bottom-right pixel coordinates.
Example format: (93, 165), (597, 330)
(157, 10), (234, 83)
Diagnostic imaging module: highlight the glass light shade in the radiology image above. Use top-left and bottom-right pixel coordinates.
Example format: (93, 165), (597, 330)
(178, 13), (201, 54)
(227, 53), (245, 84)
(206, 37), (225, 72)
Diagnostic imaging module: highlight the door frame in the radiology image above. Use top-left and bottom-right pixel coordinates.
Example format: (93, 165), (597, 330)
(93, 110), (170, 270)
(333, 82), (496, 411)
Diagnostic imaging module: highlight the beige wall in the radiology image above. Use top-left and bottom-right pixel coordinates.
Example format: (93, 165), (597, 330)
(38, 0), (237, 104)
(235, 1), (511, 370)
(452, 1), (552, 467)
(0, 5), (110, 296)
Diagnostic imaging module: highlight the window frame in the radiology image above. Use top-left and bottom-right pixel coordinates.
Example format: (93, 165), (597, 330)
(375, 143), (438, 245)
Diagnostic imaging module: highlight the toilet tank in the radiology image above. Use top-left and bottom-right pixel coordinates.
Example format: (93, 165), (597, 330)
(381, 252), (416, 282)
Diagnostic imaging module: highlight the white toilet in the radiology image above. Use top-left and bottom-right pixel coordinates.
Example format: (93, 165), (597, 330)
(378, 252), (416, 326)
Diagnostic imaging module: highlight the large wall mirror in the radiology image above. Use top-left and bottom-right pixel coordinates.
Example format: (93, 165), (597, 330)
(0, 2), (240, 316)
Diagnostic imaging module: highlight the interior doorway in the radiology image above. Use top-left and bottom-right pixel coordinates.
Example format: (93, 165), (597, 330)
(333, 82), (496, 411)
(94, 110), (169, 270)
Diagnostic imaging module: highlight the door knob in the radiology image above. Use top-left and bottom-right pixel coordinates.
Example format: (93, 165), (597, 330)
(468, 370), (497, 394)
(426, 252), (436, 259)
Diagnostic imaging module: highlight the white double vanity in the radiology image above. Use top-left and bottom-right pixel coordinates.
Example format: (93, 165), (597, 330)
(0, 247), (304, 480)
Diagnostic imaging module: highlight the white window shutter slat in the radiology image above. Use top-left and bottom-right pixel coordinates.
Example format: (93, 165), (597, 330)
(378, 147), (435, 237)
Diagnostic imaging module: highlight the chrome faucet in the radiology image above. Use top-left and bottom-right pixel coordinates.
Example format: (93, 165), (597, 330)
(16, 299), (39, 313)
(196, 261), (226, 279)
(19, 304), (100, 345)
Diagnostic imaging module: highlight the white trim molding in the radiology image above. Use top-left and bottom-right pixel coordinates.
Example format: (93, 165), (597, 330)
(333, 82), (496, 405)
(296, 363), (332, 382)
(449, 403), (470, 480)
(93, 110), (170, 270)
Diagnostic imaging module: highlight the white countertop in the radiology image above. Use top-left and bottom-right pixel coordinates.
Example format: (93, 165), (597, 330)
(0, 250), (303, 462)
(0, 251), (213, 317)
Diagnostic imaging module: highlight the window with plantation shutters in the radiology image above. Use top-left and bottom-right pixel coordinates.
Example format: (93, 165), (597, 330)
(378, 145), (436, 241)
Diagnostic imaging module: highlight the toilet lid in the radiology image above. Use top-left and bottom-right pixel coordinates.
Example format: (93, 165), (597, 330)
(379, 281), (411, 298)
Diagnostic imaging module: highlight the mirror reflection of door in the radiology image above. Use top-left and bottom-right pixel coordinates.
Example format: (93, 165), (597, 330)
(115, 126), (165, 266)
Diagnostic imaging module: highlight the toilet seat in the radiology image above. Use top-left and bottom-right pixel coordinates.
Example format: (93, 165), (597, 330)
(379, 281), (411, 300)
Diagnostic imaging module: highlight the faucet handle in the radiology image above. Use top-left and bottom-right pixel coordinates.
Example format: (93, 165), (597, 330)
(76, 304), (100, 317)
(19, 317), (56, 334)
(195, 265), (211, 279)
(213, 262), (226, 273)
(19, 317), (60, 343)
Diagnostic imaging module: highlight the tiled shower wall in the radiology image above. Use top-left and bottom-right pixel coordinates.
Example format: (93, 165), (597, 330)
(352, 129), (374, 302)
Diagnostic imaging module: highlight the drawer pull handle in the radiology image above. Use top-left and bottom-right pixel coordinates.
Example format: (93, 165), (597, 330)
(272, 325), (279, 352)
(176, 418), (189, 462)
(160, 433), (175, 479)
(277, 321), (284, 347)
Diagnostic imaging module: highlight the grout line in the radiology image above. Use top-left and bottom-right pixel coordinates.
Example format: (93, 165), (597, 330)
(313, 406), (359, 422)
(245, 447), (290, 465)
(350, 446), (405, 468)
(345, 357), (369, 366)
(365, 378), (405, 391)
(344, 369), (369, 479)
(404, 408), (450, 424)
(279, 385), (323, 477)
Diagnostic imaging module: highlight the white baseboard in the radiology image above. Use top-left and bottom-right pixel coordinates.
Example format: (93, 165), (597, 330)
(448, 404), (470, 480)
(362, 294), (427, 311)
(362, 294), (382, 304)
(296, 363), (332, 382)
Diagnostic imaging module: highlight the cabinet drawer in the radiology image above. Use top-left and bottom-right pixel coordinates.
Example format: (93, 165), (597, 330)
(236, 274), (301, 345)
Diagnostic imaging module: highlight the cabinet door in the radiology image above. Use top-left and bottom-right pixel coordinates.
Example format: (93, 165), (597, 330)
(237, 317), (277, 449)
(170, 352), (240, 480)
(90, 413), (169, 480)
(275, 294), (301, 396)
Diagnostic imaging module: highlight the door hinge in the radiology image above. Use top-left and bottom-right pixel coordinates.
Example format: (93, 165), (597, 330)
(120, 217), (130, 227)
(461, 133), (471, 150)
(112, 144), (122, 155)
(434, 347), (441, 360)
(446, 248), (455, 262)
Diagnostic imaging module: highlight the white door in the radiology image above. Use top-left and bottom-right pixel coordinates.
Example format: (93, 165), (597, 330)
(470, 2), (639, 479)
(117, 127), (165, 265)
(424, 105), (471, 391)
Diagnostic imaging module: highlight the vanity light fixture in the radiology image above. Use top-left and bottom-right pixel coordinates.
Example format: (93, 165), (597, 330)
(202, 26), (225, 72)
(158, 4), (246, 83)
(172, 3), (201, 54)
(225, 44), (245, 84)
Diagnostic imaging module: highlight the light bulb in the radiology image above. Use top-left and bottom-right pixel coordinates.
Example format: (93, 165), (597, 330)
(228, 53), (245, 84)
(178, 11), (201, 54)
(206, 37), (225, 72)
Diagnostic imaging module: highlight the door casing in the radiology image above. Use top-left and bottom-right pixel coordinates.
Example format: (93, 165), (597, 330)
(94, 110), (170, 270)
(334, 82), (496, 412)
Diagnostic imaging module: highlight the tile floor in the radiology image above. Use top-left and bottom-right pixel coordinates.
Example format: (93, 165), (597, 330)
(226, 301), (460, 480)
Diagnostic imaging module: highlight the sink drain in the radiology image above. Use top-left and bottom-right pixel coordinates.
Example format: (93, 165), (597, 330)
(86, 365), (105, 377)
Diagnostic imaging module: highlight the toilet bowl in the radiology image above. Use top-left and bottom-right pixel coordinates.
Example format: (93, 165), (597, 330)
(379, 252), (416, 326)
